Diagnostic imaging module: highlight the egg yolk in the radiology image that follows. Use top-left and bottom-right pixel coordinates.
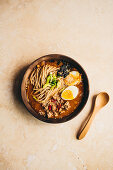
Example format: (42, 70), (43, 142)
(65, 72), (81, 86)
(62, 90), (74, 100)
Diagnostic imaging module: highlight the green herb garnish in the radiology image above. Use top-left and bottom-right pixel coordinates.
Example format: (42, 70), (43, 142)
(32, 95), (38, 101)
(43, 73), (60, 89)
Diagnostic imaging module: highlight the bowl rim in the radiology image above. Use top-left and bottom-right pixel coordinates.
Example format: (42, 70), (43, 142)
(21, 54), (89, 123)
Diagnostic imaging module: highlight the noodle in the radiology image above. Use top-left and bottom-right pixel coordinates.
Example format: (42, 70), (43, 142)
(30, 64), (59, 103)
(30, 69), (36, 86)
(33, 86), (51, 103)
(34, 67), (40, 89)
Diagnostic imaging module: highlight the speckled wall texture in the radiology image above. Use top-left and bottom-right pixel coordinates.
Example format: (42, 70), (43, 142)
(0, 0), (113, 170)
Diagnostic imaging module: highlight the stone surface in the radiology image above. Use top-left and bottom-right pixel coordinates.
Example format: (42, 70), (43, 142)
(0, 0), (113, 170)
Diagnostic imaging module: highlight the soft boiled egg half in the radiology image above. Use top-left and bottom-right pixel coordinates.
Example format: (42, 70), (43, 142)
(61, 86), (79, 100)
(64, 71), (81, 86)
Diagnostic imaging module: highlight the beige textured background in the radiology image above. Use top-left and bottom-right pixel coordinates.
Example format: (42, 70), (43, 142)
(0, 0), (113, 170)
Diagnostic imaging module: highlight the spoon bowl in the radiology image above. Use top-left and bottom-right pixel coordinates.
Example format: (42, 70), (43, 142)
(95, 92), (109, 108)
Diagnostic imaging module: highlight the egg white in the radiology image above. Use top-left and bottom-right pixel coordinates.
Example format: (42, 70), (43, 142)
(61, 86), (79, 100)
(70, 71), (77, 76)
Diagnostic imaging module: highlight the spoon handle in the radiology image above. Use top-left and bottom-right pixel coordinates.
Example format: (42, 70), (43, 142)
(77, 108), (98, 140)
(77, 113), (92, 138)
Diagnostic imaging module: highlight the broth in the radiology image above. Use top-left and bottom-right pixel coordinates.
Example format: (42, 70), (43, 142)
(26, 60), (84, 119)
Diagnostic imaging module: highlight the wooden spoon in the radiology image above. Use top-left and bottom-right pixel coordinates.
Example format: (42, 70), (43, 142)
(77, 92), (109, 140)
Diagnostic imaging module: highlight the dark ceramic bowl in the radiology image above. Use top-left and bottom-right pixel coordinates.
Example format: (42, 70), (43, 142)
(21, 54), (89, 123)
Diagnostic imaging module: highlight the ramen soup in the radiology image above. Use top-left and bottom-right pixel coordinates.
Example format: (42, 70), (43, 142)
(26, 60), (84, 119)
